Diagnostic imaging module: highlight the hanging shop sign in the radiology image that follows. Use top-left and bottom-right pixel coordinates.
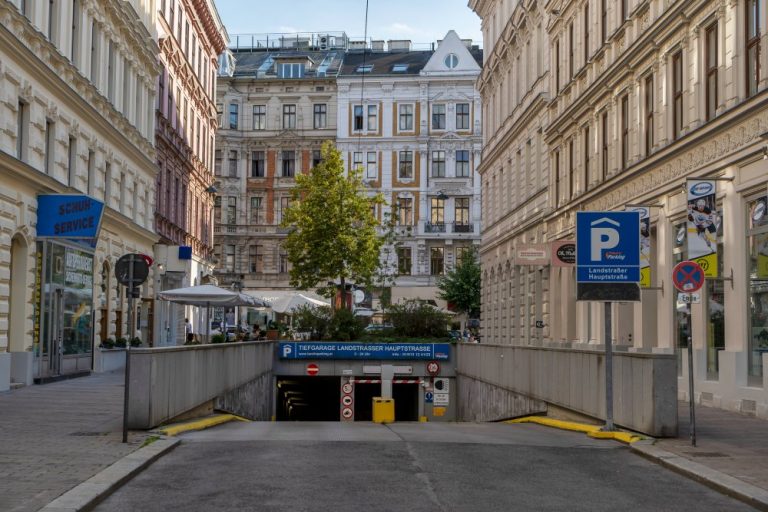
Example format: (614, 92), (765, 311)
(515, 244), (550, 266)
(37, 195), (105, 240)
(686, 180), (720, 277)
(551, 240), (576, 267)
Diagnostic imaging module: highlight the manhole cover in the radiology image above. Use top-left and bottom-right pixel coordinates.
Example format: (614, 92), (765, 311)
(70, 431), (109, 437)
(684, 452), (728, 458)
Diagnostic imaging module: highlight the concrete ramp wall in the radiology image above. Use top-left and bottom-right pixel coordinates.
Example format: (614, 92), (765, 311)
(457, 343), (678, 437)
(127, 341), (274, 429)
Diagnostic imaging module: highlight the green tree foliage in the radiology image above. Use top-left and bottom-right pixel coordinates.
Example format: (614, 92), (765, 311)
(437, 248), (481, 318)
(281, 141), (384, 307)
(385, 300), (450, 338)
(292, 304), (332, 340)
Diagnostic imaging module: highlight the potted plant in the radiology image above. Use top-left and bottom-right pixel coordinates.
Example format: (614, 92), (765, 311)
(211, 334), (225, 344)
(100, 337), (116, 349)
(129, 337), (142, 348)
(114, 337), (128, 348)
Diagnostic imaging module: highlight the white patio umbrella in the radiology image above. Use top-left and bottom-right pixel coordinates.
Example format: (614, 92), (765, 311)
(157, 285), (267, 340)
(267, 293), (330, 314)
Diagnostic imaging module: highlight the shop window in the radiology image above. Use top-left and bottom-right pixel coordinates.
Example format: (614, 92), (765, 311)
(748, 195), (768, 386)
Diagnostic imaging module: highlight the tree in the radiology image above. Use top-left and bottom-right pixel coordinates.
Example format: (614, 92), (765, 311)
(281, 141), (384, 309)
(437, 248), (481, 322)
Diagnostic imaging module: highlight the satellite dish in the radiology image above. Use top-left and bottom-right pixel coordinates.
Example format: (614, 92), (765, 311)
(353, 289), (365, 304)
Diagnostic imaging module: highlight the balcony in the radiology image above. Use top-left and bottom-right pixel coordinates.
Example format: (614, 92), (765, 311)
(424, 222), (446, 233)
(453, 222), (474, 233)
(213, 224), (280, 235)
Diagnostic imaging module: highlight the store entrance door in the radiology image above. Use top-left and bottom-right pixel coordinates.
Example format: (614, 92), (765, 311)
(46, 287), (65, 378)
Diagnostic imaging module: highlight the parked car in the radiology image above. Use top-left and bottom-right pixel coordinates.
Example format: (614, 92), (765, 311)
(448, 330), (462, 341)
(364, 323), (393, 332)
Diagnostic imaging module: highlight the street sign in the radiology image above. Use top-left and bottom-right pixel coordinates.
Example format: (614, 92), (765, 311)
(425, 391), (434, 403)
(115, 254), (150, 287)
(426, 361), (440, 376)
(342, 407), (353, 419)
(341, 395), (353, 406)
(306, 363), (319, 376)
(342, 382), (353, 394)
(672, 261), (706, 293)
(677, 292), (702, 304)
(576, 211), (641, 302)
(434, 393), (449, 406)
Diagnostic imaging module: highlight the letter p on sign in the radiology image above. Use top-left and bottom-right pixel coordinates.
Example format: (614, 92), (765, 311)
(282, 344), (292, 358)
(590, 219), (621, 261)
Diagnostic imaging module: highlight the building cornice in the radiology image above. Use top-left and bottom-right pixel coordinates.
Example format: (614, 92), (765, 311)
(188, 0), (229, 54)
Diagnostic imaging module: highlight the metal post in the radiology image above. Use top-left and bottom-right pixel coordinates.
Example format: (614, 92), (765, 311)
(603, 301), (615, 431)
(122, 255), (135, 444)
(687, 308), (696, 446)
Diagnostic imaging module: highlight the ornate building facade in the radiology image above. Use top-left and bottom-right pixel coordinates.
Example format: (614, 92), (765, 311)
(0, 0), (159, 387)
(472, 0), (768, 418)
(153, 0), (228, 345)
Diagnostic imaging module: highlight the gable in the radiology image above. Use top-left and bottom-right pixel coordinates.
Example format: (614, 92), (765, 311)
(421, 30), (482, 76)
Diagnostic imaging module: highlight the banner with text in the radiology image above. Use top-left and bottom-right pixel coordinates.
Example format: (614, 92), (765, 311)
(686, 180), (720, 277)
(279, 342), (451, 361)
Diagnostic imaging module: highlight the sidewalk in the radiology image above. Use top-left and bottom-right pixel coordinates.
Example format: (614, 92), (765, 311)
(0, 371), (149, 512)
(651, 402), (768, 492)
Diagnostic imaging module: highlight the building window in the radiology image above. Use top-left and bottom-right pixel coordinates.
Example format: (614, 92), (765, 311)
(601, 111), (608, 180)
(430, 247), (445, 275)
(397, 247), (412, 275)
(456, 150), (470, 177)
(601, 0), (607, 44)
(214, 149), (222, 175)
(67, 136), (77, 187)
(107, 41), (115, 103)
(276, 196), (290, 224)
(367, 105), (377, 131)
(90, 21), (100, 85)
(224, 245), (235, 272)
(645, 74), (654, 155)
(249, 196), (262, 223)
(312, 150), (322, 168)
(251, 151), (265, 177)
(569, 22), (574, 79)
(355, 64), (373, 73)
(584, 2), (590, 62)
(229, 103), (238, 129)
(747, 0), (761, 97)
(621, 94), (629, 170)
(71, 0), (80, 63)
(555, 150), (561, 205)
(226, 197), (237, 225)
(555, 39), (561, 92)
(253, 105), (266, 130)
(283, 104), (296, 130)
(432, 104), (446, 130)
(279, 249), (289, 274)
(398, 151), (413, 179)
(249, 245), (263, 273)
(706, 23), (718, 120)
(568, 139), (575, 198)
(672, 50), (683, 139)
(353, 152), (363, 171)
(353, 105), (364, 131)
(456, 103), (470, 130)
(431, 151), (446, 177)
(397, 197), (413, 225)
(444, 53), (459, 69)
(228, 150), (238, 177)
(366, 152), (377, 179)
(455, 197), (470, 226)
(313, 104), (327, 129)
(621, 0), (628, 21)
(748, 195), (768, 385)
(16, 100), (27, 161)
(583, 125), (590, 192)
(399, 104), (414, 131)
(279, 62), (304, 78)
(44, 119), (54, 174)
(282, 150), (295, 177)
(430, 197), (445, 225)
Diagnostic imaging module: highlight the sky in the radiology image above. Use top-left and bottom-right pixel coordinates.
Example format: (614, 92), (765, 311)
(215, 0), (483, 49)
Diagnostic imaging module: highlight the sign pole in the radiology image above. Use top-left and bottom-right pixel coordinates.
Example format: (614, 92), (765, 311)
(687, 308), (696, 446)
(603, 301), (614, 431)
(122, 255), (134, 444)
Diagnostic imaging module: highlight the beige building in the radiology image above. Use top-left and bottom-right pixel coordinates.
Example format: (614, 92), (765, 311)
(0, 0), (160, 387)
(473, 0), (768, 419)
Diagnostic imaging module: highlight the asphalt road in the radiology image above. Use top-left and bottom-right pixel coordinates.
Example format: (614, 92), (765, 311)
(95, 422), (756, 512)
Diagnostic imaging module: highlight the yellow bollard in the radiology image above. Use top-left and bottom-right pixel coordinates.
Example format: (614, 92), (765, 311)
(372, 397), (395, 424)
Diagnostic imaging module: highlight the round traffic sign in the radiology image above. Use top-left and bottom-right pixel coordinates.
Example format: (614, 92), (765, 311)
(341, 395), (353, 406)
(342, 407), (353, 419)
(672, 261), (705, 293)
(306, 363), (319, 376)
(426, 361), (440, 376)
(341, 382), (353, 394)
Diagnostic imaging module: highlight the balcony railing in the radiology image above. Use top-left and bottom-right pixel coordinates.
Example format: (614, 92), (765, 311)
(425, 222), (446, 233)
(213, 224), (278, 235)
(453, 222), (473, 233)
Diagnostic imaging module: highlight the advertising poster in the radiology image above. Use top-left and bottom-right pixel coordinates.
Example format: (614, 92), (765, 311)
(686, 180), (720, 277)
(751, 198), (768, 278)
(551, 240), (576, 267)
(626, 207), (651, 287)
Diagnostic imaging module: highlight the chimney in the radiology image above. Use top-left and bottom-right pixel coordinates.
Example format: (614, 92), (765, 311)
(371, 40), (385, 51)
(461, 39), (473, 49)
(348, 40), (367, 50)
(387, 40), (412, 52)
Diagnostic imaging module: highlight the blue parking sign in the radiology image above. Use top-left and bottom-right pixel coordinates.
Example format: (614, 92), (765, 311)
(576, 211), (641, 283)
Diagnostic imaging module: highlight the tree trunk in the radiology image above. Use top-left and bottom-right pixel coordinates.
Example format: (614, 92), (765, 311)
(340, 276), (346, 310)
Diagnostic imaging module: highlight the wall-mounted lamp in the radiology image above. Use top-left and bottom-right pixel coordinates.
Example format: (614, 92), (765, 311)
(206, 185), (218, 194)
(762, 146), (768, 160)
(435, 190), (449, 200)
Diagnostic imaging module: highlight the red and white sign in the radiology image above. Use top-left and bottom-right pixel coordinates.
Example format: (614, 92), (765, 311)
(306, 363), (319, 376)
(426, 361), (440, 376)
(342, 407), (353, 419)
(672, 261), (706, 293)
(341, 395), (353, 406)
(341, 382), (353, 394)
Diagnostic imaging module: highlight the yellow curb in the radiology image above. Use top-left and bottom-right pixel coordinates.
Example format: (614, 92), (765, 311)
(506, 416), (644, 444)
(156, 414), (249, 437)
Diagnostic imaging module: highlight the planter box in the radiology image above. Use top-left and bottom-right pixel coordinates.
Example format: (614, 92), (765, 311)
(94, 348), (126, 373)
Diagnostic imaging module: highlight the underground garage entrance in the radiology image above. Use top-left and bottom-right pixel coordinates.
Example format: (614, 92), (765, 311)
(275, 377), (420, 422)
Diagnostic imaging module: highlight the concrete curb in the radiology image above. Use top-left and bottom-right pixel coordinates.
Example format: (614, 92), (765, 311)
(631, 440), (768, 512)
(153, 413), (249, 437)
(37, 437), (180, 512)
(506, 416), (644, 444)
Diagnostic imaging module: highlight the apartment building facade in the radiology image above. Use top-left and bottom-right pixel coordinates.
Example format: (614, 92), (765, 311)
(214, 34), (343, 292)
(154, 0), (228, 346)
(0, 0), (160, 387)
(472, 0), (768, 418)
(336, 31), (483, 308)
